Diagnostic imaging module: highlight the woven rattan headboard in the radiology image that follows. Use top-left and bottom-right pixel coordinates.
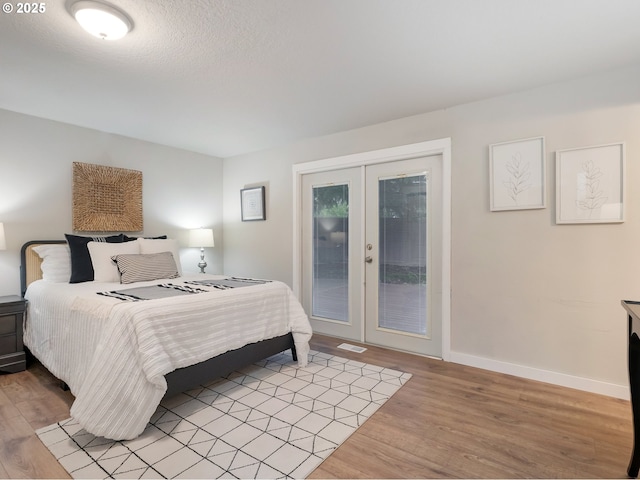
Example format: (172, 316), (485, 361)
(20, 240), (66, 296)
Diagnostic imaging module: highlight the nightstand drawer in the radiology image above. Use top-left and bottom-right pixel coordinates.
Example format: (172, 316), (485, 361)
(0, 297), (25, 315)
(0, 296), (26, 373)
(0, 314), (17, 335)
(0, 334), (17, 355)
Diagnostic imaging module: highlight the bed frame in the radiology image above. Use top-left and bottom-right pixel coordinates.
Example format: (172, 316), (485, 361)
(20, 240), (297, 398)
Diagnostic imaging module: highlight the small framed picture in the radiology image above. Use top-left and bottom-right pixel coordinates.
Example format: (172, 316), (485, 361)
(241, 186), (266, 221)
(489, 136), (546, 211)
(556, 142), (625, 224)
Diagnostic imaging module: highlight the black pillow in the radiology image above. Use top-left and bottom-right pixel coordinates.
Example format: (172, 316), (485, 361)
(66, 233), (125, 283)
(122, 234), (167, 242)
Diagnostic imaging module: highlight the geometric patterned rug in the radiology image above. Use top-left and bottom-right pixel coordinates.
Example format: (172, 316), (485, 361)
(36, 349), (412, 479)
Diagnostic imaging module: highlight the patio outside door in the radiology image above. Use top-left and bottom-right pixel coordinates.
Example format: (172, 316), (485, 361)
(301, 155), (442, 358)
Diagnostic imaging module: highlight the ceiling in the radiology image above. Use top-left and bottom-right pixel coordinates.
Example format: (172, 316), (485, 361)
(1, 0), (640, 158)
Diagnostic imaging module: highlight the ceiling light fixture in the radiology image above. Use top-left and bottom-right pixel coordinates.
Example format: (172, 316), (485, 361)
(70, 1), (132, 41)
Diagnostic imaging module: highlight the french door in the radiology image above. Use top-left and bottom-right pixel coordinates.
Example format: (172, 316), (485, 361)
(300, 155), (443, 357)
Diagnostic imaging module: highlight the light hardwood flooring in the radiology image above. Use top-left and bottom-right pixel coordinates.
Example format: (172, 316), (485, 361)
(0, 335), (634, 478)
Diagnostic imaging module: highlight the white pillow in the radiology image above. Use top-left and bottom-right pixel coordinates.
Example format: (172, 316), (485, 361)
(88, 240), (140, 283)
(32, 244), (71, 283)
(137, 238), (182, 275)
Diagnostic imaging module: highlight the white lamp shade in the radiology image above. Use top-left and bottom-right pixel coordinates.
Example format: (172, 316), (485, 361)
(0, 223), (5, 250)
(71, 1), (132, 40)
(188, 228), (215, 248)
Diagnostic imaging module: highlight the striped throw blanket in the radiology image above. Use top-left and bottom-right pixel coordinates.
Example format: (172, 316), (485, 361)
(97, 283), (208, 302)
(97, 277), (271, 301)
(185, 276), (272, 290)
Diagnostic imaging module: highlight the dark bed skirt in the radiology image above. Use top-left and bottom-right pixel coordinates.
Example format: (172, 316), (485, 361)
(163, 332), (297, 398)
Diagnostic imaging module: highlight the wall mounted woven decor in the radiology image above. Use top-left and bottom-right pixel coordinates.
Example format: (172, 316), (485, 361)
(72, 162), (143, 232)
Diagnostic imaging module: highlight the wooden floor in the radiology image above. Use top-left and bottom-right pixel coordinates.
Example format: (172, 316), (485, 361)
(0, 335), (634, 479)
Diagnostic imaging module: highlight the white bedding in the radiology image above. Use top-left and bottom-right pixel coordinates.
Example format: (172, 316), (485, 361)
(24, 274), (312, 440)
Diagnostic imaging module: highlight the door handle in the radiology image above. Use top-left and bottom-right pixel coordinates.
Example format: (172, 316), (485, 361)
(365, 256), (373, 263)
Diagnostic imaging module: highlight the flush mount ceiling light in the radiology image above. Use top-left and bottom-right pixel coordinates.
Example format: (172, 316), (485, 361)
(70, 1), (132, 41)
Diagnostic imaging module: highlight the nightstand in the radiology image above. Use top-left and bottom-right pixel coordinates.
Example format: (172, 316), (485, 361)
(0, 295), (27, 373)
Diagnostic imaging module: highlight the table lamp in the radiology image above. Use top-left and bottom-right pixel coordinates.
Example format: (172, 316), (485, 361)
(188, 228), (214, 273)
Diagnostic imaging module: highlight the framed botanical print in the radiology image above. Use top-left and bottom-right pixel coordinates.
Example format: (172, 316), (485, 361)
(489, 137), (546, 211)
(556, 143), (625, 224)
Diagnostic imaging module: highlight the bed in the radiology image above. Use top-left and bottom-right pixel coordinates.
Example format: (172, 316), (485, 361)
(20, 239), (312, 440)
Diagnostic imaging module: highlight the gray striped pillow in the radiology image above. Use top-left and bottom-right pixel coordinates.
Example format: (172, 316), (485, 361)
(111, 252), (179, 284)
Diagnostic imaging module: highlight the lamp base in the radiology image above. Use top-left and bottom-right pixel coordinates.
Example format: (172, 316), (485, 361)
(198, 248), (207, 274)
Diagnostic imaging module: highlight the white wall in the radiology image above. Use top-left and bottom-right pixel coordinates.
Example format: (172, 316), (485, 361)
(0, 109), (224, 296)
(2, 64), (637, 397)
(223, 64), (640, 397)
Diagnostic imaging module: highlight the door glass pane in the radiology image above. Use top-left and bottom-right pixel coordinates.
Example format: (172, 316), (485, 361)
(378, 175), (427, 335)
(312, 184), (349, 322)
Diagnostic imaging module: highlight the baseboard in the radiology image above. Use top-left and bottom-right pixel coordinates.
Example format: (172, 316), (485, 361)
(449, 351), (630, 400)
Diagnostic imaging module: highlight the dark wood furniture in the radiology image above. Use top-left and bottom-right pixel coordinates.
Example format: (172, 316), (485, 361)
(20, 240), (297, 398)
(0, 295), (27, 373)
(622, 300), (640, 477)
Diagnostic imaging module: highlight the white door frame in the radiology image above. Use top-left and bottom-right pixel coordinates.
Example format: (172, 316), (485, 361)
(292, 138), (452, 361)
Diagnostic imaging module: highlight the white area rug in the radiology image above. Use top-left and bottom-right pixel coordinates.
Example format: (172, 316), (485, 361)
(37, 349), (411, 479)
